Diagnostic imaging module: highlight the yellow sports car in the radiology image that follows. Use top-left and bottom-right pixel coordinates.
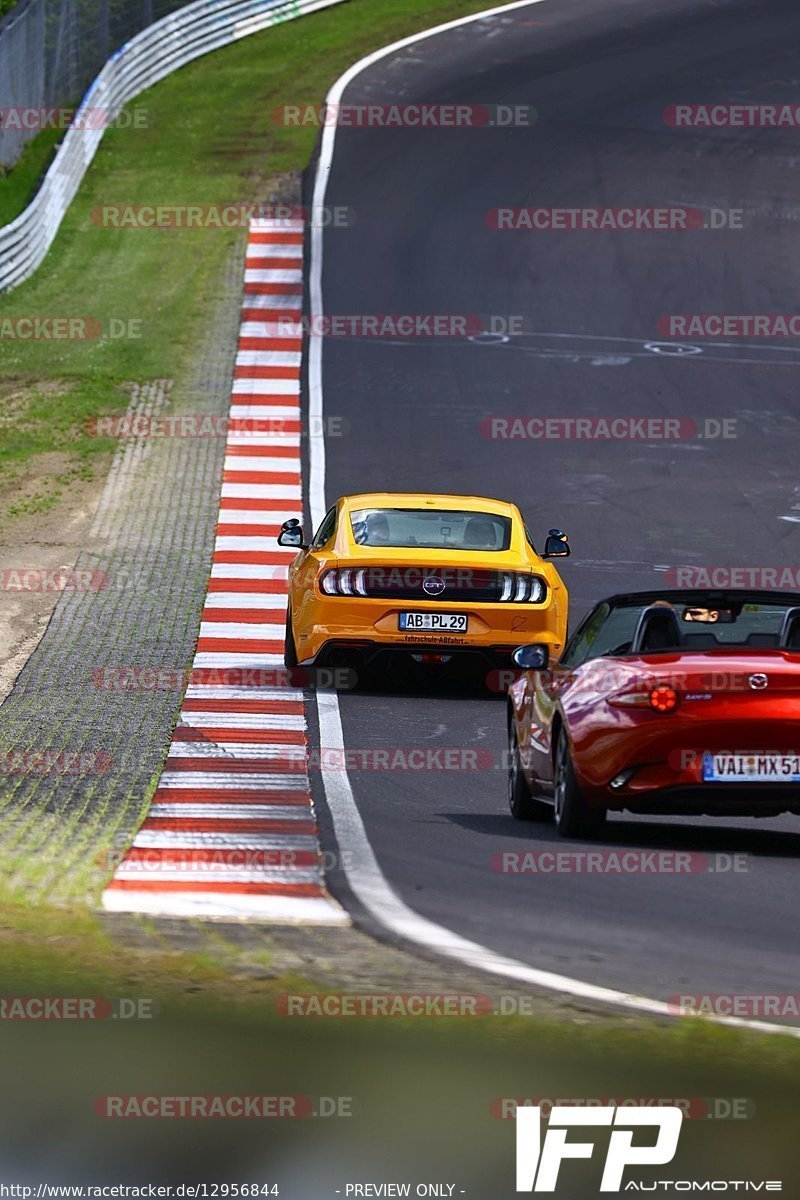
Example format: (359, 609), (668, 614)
(278, 492), (570, 676)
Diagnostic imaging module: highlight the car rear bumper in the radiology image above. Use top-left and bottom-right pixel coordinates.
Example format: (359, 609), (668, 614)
(294, 597), (565, 664)
(300, 637), (524, 672)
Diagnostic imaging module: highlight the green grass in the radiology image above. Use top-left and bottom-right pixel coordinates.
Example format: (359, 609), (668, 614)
(0, 0), (503, 507)
(3, 897), (799, 1189)
(0, 890), (799, 1073)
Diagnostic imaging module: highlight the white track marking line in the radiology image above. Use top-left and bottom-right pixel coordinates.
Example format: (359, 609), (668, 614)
(215, 510), (301, 523)
(232, 378), (300, 394)
(252, 218), (305, 231)
(246, 244), (304, 258)
(133, 831), (316, 847)
(241, 322), (305, 337)
(156, 772), (308, 789)
(102, 892), (348, 921)
(192, 653), (285, 669)
(223, 457), (300, 471)
(167, 741), (306, 756)
(242, 295), (302, 311)
(307, 0), (800, 1038)
(221, 483), (302, 500)
(235, 351), (302, 368)
(198, 621), (285, 638)
(209, 564), (290, 580)
(179, 713), (305, 729)
(113, 867), (323, 884)
(244, 269), (303, 284)
(184, 686), (304, 701)
(228, 409), (300, 423)
(202, 594), (292, 609)
(145, 804), (313, 819)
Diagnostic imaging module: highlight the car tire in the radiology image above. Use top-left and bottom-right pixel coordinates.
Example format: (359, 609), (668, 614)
(508, 721), (550, 821)
(284, 607), (298, 669)
(553, 729), (606, 839)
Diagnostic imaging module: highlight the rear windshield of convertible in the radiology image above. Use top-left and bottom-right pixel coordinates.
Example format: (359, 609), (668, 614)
(564, 599), (800, 666)
(350, 508), (512, 551)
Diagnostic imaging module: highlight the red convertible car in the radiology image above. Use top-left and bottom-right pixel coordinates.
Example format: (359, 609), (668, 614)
(507, 589), (800, 837)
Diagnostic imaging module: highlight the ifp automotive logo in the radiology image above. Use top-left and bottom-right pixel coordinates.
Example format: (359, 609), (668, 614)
(515, 1105), (683, 1192)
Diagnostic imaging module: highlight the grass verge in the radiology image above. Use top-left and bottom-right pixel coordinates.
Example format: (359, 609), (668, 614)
(1, 890), (799, 1070)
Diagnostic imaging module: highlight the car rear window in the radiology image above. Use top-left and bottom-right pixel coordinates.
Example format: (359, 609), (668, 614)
(350, 508), (512, 551)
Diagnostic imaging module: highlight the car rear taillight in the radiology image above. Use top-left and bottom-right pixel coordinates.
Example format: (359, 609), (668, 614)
(320, 568), (368, 596)
(609, 686), (680, 712)
(498, 573), (547, 603)
(649, 686), (679, 712)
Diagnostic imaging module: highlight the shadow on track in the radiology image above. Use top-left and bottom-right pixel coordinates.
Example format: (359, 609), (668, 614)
(440, 810), (800, 858)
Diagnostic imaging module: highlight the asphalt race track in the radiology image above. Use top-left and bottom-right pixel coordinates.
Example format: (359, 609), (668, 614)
(309, 0), (800, 1011)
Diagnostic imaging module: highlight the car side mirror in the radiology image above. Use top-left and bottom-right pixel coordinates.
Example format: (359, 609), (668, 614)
(512, 644), (549, 670)
(543, 528), (570, 558)
(278, 518), (306, 549)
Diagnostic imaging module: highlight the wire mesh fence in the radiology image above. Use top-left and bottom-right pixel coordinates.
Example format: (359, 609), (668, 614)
(0, 0), (192, 167)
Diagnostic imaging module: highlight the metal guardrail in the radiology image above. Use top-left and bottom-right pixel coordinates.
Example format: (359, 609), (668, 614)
(0, 0), (346, 294)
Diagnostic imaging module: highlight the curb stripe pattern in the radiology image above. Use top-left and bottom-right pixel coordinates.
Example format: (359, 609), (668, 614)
(103, 218), (347, 925)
